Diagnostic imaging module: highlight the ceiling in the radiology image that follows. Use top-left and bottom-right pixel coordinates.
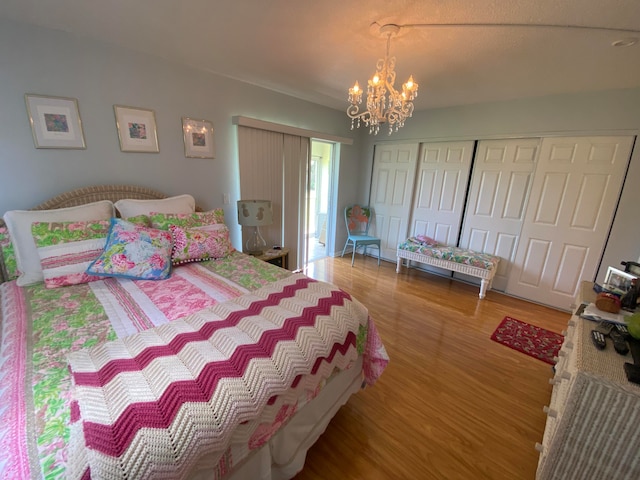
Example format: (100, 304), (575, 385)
(2, 0), (640, 112)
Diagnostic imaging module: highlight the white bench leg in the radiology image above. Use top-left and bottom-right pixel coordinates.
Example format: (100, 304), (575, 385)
(479, 279), (489, 299)
(396, 257), (402, 273)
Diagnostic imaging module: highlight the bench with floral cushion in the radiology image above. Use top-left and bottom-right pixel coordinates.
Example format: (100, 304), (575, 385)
(396, 236), (500, 299)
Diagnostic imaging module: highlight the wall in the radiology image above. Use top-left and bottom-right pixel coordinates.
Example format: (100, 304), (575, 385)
(3, 19), (637, 277)
(0, 19), (362, 249)
(357, 89), (640, 283)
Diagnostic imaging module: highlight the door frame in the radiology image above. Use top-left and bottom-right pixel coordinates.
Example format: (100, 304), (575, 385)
(306, 139), (337, 263)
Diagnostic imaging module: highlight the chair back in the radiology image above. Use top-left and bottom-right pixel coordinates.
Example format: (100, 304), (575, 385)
(345, 205), (372, 235)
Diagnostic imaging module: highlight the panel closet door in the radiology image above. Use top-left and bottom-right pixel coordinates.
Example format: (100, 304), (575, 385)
(457, 138), (539, 291)
(410, 141), (474, 243)
(506, 135), (634, 310)
(369, 143), (419, 261)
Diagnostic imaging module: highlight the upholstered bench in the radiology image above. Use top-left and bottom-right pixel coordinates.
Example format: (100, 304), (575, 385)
(396, 237), (500, 299)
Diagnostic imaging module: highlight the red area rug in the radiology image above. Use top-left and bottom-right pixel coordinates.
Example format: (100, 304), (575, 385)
(491, 317), (563, 365)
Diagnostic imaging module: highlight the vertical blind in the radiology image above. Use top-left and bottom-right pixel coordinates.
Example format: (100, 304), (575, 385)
(237, 125), (310, 269)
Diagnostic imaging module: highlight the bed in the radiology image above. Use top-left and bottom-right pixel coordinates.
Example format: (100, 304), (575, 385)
(0, 185), (388, 480)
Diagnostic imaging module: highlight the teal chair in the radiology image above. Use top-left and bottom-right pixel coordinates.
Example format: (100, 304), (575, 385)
(341, 205), (381, 266)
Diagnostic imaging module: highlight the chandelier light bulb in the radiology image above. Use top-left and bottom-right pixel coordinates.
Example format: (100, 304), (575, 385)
(348, 81), (363, 104)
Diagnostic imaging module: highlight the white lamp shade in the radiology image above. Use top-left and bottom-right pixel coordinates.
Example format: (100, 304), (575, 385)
(237, 200), (273, 227)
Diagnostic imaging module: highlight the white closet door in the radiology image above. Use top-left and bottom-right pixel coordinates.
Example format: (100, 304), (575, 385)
(410, 141), (474, 244)
(369, 143), (419, 261)
(507, 136), (634, 310)
(457, 138), (539, 291)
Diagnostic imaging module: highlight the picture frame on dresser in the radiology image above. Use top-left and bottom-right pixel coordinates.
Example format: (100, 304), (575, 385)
(604, 266), (637, 295)
(24, 94), (86, 149)
(182, 117), (215, 158)
(114, 105), (159, 153)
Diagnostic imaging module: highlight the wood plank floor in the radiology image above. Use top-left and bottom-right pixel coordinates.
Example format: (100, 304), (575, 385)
(294, 255), (571, 480)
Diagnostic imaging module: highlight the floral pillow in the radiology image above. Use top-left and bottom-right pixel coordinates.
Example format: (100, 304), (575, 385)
(86, 218), (173, 280)
(0, 226), (19, 281)
(124, 214), (152, 226)
(170, 224), (235, 265)
(32, 220), (110, 288)
(414, 234), (439, 246)
(3, 200), (114, 286)
(150, 209), (225, 230)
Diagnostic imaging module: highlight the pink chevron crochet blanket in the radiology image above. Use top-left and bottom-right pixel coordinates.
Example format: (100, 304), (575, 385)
(67, 274), (386, 479)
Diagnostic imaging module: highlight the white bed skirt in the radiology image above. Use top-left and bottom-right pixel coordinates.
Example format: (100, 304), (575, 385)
(191, 356), (364, 480)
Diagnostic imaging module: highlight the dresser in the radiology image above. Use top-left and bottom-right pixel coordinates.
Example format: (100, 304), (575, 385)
(536, 282), (640, 479)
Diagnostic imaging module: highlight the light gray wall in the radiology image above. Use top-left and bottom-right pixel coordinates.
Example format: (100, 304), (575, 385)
(3, 19), (638, 278)
(357, 89), (640, 283)
(0, 19), (362, 249)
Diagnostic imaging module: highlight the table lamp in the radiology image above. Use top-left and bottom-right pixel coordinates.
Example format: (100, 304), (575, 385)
(237, 199), (273, 255)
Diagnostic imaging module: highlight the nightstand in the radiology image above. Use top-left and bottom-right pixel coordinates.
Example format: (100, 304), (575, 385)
(255, 248), (289, 270)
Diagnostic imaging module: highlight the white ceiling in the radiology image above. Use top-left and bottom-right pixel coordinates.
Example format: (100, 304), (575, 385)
(2, 0), (640, 111)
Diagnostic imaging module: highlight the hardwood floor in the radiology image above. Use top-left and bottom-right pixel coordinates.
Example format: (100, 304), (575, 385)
(295, 255), (571, 480)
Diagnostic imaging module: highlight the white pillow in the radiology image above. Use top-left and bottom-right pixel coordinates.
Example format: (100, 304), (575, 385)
(114, 194), (195, 218)
(3, 200), (115, 286)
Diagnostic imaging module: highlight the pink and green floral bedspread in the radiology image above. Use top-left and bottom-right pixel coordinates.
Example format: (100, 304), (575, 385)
(0, 226), (18, 281)
(398, 237), (499, 270)
(0, 252), (290, 479)
(0, 252), (388, 479)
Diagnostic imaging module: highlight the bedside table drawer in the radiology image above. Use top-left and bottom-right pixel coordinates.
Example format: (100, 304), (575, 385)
(255, 248), (290, 270)
(266, 255), (286, 268)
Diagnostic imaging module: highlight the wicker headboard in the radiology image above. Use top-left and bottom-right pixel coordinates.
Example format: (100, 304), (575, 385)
(29, 185), (172, 210)
(0, 185), (198, 283)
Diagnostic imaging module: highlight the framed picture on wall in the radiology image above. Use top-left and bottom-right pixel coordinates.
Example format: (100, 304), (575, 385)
(24, 94), (86, 149)
(182, 117), (215, 158)
(114, 105), (159, 153)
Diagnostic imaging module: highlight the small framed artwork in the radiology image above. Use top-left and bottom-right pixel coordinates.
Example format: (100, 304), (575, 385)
(604, 266), (637, 294)
(24, 94), (86, 149)
(182, 117), (215, 158)
(114, 105), (159, 153)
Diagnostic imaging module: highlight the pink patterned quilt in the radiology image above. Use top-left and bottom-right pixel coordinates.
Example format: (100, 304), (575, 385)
(0, 252), (388, 479)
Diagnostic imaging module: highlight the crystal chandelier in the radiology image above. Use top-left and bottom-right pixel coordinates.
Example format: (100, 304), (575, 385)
(347, 24), (419, 135)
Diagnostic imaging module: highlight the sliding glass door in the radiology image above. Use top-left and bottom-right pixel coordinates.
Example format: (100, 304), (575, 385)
(237, 127), (336, 270)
